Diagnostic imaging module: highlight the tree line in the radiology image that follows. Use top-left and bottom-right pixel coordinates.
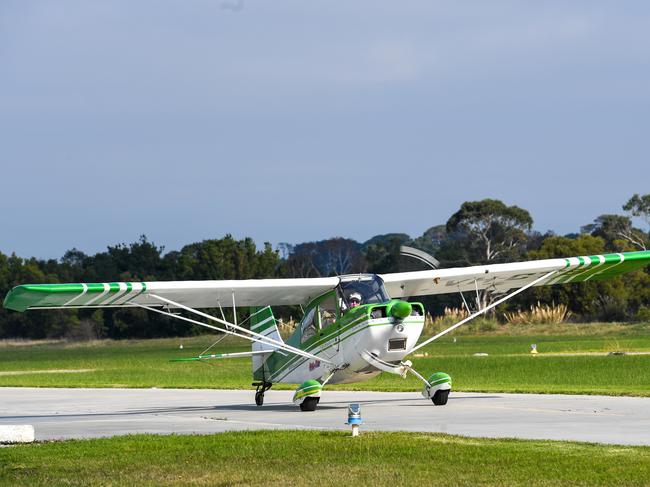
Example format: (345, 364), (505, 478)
(1, 194), (648, 339)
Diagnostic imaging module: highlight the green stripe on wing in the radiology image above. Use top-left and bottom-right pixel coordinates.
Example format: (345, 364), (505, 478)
(2, 282), (146, 312)
(552, 251), (650, 284)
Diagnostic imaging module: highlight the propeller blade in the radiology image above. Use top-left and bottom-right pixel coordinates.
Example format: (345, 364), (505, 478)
(400, 246), (440, 270)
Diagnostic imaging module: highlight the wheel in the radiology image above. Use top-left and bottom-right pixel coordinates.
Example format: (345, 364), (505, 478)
(432, 389), (450, 406)
(299, 397), (319, 411)
(255, 391), (264, 406)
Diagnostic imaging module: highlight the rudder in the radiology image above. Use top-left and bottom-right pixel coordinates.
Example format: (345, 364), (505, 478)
(250, 306), (283, 381)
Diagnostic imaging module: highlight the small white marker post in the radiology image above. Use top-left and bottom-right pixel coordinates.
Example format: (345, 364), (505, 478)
(0, 425), (35, 443)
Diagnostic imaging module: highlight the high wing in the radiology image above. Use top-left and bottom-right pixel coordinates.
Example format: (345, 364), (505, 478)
(381, 250), (650, 299)
(3, 277), (339, 312)
(3, 250), (650, 313)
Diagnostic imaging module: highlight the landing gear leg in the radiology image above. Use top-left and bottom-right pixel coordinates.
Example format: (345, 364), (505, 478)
(401, 362), (452, 406)
(253, 381), (272, 407)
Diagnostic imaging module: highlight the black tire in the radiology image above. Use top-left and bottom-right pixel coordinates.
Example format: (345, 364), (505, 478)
(255, 391), (264, 407)
(432, 389), (450, 406)
(299, 397), (319, 411)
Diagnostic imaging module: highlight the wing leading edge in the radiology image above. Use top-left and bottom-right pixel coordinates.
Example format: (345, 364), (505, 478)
(3, 277), (339, 312)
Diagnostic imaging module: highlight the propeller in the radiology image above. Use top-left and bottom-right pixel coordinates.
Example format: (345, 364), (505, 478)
(395, 245), (441, 308)
(399, 245), (440, 271)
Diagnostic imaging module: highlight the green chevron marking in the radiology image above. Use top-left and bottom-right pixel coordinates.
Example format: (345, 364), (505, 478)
(2, 282), (148, 311)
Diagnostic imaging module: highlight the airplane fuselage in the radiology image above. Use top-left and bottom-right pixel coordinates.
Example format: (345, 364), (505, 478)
(258, 273), (426, 386)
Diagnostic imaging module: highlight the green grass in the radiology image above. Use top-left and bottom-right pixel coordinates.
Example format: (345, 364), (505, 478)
(1, 431), (650, 486)
(1, 326), (650, 396)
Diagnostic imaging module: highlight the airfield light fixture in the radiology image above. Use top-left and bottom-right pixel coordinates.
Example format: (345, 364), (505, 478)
(346, 403), (362, 437)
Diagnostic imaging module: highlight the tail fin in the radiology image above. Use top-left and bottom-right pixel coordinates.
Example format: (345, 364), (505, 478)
(250, 306), (283, 381)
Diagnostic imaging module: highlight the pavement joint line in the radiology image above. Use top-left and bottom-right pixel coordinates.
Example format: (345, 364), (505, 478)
(198, 416), (343, 430)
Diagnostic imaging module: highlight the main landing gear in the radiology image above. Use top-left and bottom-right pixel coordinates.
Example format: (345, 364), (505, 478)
(293, 380), (323, 412)
(420, 371), (452, 405)
(401, 362), (452, 406)
(253, 381), (272, 406)
(362, 354), (452, 407)
(299, 396), (320, 412)
(431, 388), (450, 406)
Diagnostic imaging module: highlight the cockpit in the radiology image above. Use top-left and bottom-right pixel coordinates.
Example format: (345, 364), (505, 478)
(338, 274), (390, 312)
(298, 274), (391, 343)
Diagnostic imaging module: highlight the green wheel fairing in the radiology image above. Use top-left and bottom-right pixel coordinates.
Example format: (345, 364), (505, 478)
(423, 372), (452, 399)
(427, 372), (451, 388)
(292, 380), (322, 404)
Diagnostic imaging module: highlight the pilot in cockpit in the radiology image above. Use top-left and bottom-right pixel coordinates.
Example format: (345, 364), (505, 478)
(343, 292), (362, 314)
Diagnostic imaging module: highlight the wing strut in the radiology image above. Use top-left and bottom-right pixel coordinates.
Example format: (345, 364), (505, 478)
(139, 294), (333, 364)
(131, 301), (331, 364)
(410, 270), (558, 354)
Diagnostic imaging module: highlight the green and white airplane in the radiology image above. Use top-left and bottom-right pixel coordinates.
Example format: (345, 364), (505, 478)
(4, 249), (650, 411)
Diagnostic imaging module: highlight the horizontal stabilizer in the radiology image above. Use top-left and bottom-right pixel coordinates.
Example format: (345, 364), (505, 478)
(170, 350), (274, 362)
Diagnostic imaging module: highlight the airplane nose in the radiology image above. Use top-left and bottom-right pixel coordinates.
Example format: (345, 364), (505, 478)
(388, 300), (412, 319)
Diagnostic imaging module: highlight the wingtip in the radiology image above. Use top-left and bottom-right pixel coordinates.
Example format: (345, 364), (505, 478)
(3, 286), (29, 312)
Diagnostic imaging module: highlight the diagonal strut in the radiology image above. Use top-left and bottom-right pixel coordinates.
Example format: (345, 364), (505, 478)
(410, 270), (558, 354)
(143, 294), (333, 364)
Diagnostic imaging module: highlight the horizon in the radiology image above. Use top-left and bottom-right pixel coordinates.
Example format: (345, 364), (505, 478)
(1, 203), (643, 261)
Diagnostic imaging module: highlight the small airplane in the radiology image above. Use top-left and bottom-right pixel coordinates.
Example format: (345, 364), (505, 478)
(4, 248), (650, 411)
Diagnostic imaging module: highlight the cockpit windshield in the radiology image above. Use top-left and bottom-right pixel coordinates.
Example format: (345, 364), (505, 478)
(339, 274), (389, 308)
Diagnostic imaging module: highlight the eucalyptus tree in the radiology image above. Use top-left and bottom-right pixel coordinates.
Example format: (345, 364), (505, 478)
(446, 199), (533, 264)
(445, 199), (533, 310)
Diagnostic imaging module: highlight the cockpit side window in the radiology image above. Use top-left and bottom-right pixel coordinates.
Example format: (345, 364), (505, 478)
(318, 293), (338, 331)
(300, 307), (317, 343)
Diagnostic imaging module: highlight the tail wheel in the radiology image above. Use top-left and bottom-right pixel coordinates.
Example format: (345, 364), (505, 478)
(432, 389), (450, 406)
(253, 381), (272, 407)
(299, 397), (320, 412)
(255, 391), (264, 407)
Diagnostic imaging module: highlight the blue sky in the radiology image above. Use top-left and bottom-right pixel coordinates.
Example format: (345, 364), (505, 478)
(1, 1), (648, 259)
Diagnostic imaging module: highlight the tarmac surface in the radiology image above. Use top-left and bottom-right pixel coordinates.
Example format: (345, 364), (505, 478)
(2, 387), (649, 445)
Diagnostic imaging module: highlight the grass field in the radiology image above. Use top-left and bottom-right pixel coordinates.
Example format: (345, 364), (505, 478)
(1, 430), (650, 486)
(1, 323), (650, 396)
